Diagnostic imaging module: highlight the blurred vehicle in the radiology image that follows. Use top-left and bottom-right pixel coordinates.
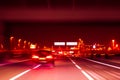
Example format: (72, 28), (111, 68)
(32, 50), (55, 66)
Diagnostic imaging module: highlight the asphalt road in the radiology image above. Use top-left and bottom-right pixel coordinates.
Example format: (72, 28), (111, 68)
(0, 57), (120, 80)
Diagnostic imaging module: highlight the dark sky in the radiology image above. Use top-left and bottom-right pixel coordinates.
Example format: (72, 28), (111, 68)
(7, 21), (120, 47)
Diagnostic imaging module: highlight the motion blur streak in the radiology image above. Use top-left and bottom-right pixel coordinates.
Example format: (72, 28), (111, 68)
(70, 58), (82, 70)
(86, 59), (120, 70)
(69, 58), (94, 80)
(75, 65), (82, 70)
(81, 70), (94, 80)
(105, 71), (120, 79)
(9, 64), (41, 80)
(33, 64), (41, 69)
(9, 69), (31, 80)
(87, 71), (106, 80)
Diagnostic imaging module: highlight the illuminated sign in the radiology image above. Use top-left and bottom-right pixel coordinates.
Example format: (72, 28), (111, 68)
(54, 42), (65, 46)
(66, 42), (77, 46)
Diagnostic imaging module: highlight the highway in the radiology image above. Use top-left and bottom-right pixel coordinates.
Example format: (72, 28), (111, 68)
(0, 57), (120, 80)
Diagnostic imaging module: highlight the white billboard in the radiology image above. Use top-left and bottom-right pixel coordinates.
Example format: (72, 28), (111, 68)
(66, 42), (77, 46)
(54, 42), (65, 46)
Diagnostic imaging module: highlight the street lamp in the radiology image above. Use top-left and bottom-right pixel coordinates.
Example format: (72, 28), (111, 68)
(18, 39), (21, 49)
(112, 39), (115, 49)
(23, 40), (27, 49)
(10, 36), (14, 50)
(10, 36), (14, 41)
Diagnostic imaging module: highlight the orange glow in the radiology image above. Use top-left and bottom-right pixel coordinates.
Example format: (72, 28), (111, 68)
(10, 36), (14, 40)
(112, 39), (115, 47)
(18, 39), (21, 43)
(28, 42), (31, 45)
(30, 44), (36, 49)
(116, 44), (118, 48)
(46, 55), (53, 59)
(112, 39), (115, 43)
(24, 40), (27, 44)
(108, 47), (112, 51)
(32, 55), (39, 58)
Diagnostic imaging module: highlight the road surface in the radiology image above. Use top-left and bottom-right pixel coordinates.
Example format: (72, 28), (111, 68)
(0, 57), (120, 80)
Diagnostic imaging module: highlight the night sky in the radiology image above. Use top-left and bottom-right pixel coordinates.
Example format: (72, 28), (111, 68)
(7, 21), (120, 47)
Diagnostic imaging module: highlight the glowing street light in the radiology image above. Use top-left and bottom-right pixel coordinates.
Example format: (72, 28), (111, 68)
(93, 45), (96, 49)
(116, 44), (118, 48)
(28, 42), (31, 45)
(24, 40), (27, 44)
(112, 39), (115, 46)
(18, 39), (21, 49)
(10, 36), (14, 50)
(18, 39), (21, 43)
(23, 40), (27, 49)
(10, 36), (14, 41)
(112, 39), (115, 49)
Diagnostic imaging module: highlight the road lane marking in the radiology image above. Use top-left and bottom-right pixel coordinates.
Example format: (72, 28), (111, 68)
(86, 59), (120, 70)
(33, 64), (41, 69)
(81, 70), (94, 80)
(9, 64), (41, 80)
(9, 69), (31, 80)
(75, 64), (82, 70)
(69, 58), (94, 80)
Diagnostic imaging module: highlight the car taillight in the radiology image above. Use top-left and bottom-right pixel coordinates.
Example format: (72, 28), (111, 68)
(32, 55), (39, 59)
(46, 55), (53, 59)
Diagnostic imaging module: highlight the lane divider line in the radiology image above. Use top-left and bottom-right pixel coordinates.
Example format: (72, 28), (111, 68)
(69, 58), (94, 80)
(9, 64), (41, 80)
(33, 64), (41, 69)
(9, 69), (31, 80)
(81, 70), (94, 80)
(86, 59), (120, 70)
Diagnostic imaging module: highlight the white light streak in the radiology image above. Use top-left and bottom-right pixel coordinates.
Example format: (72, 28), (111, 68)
(86, 59), (120, 70)
(9, 69), (31, 80)
(33, 64), (41, 69)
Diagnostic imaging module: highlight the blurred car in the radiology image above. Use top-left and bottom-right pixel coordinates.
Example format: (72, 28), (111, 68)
(32, 50), (55, 66)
